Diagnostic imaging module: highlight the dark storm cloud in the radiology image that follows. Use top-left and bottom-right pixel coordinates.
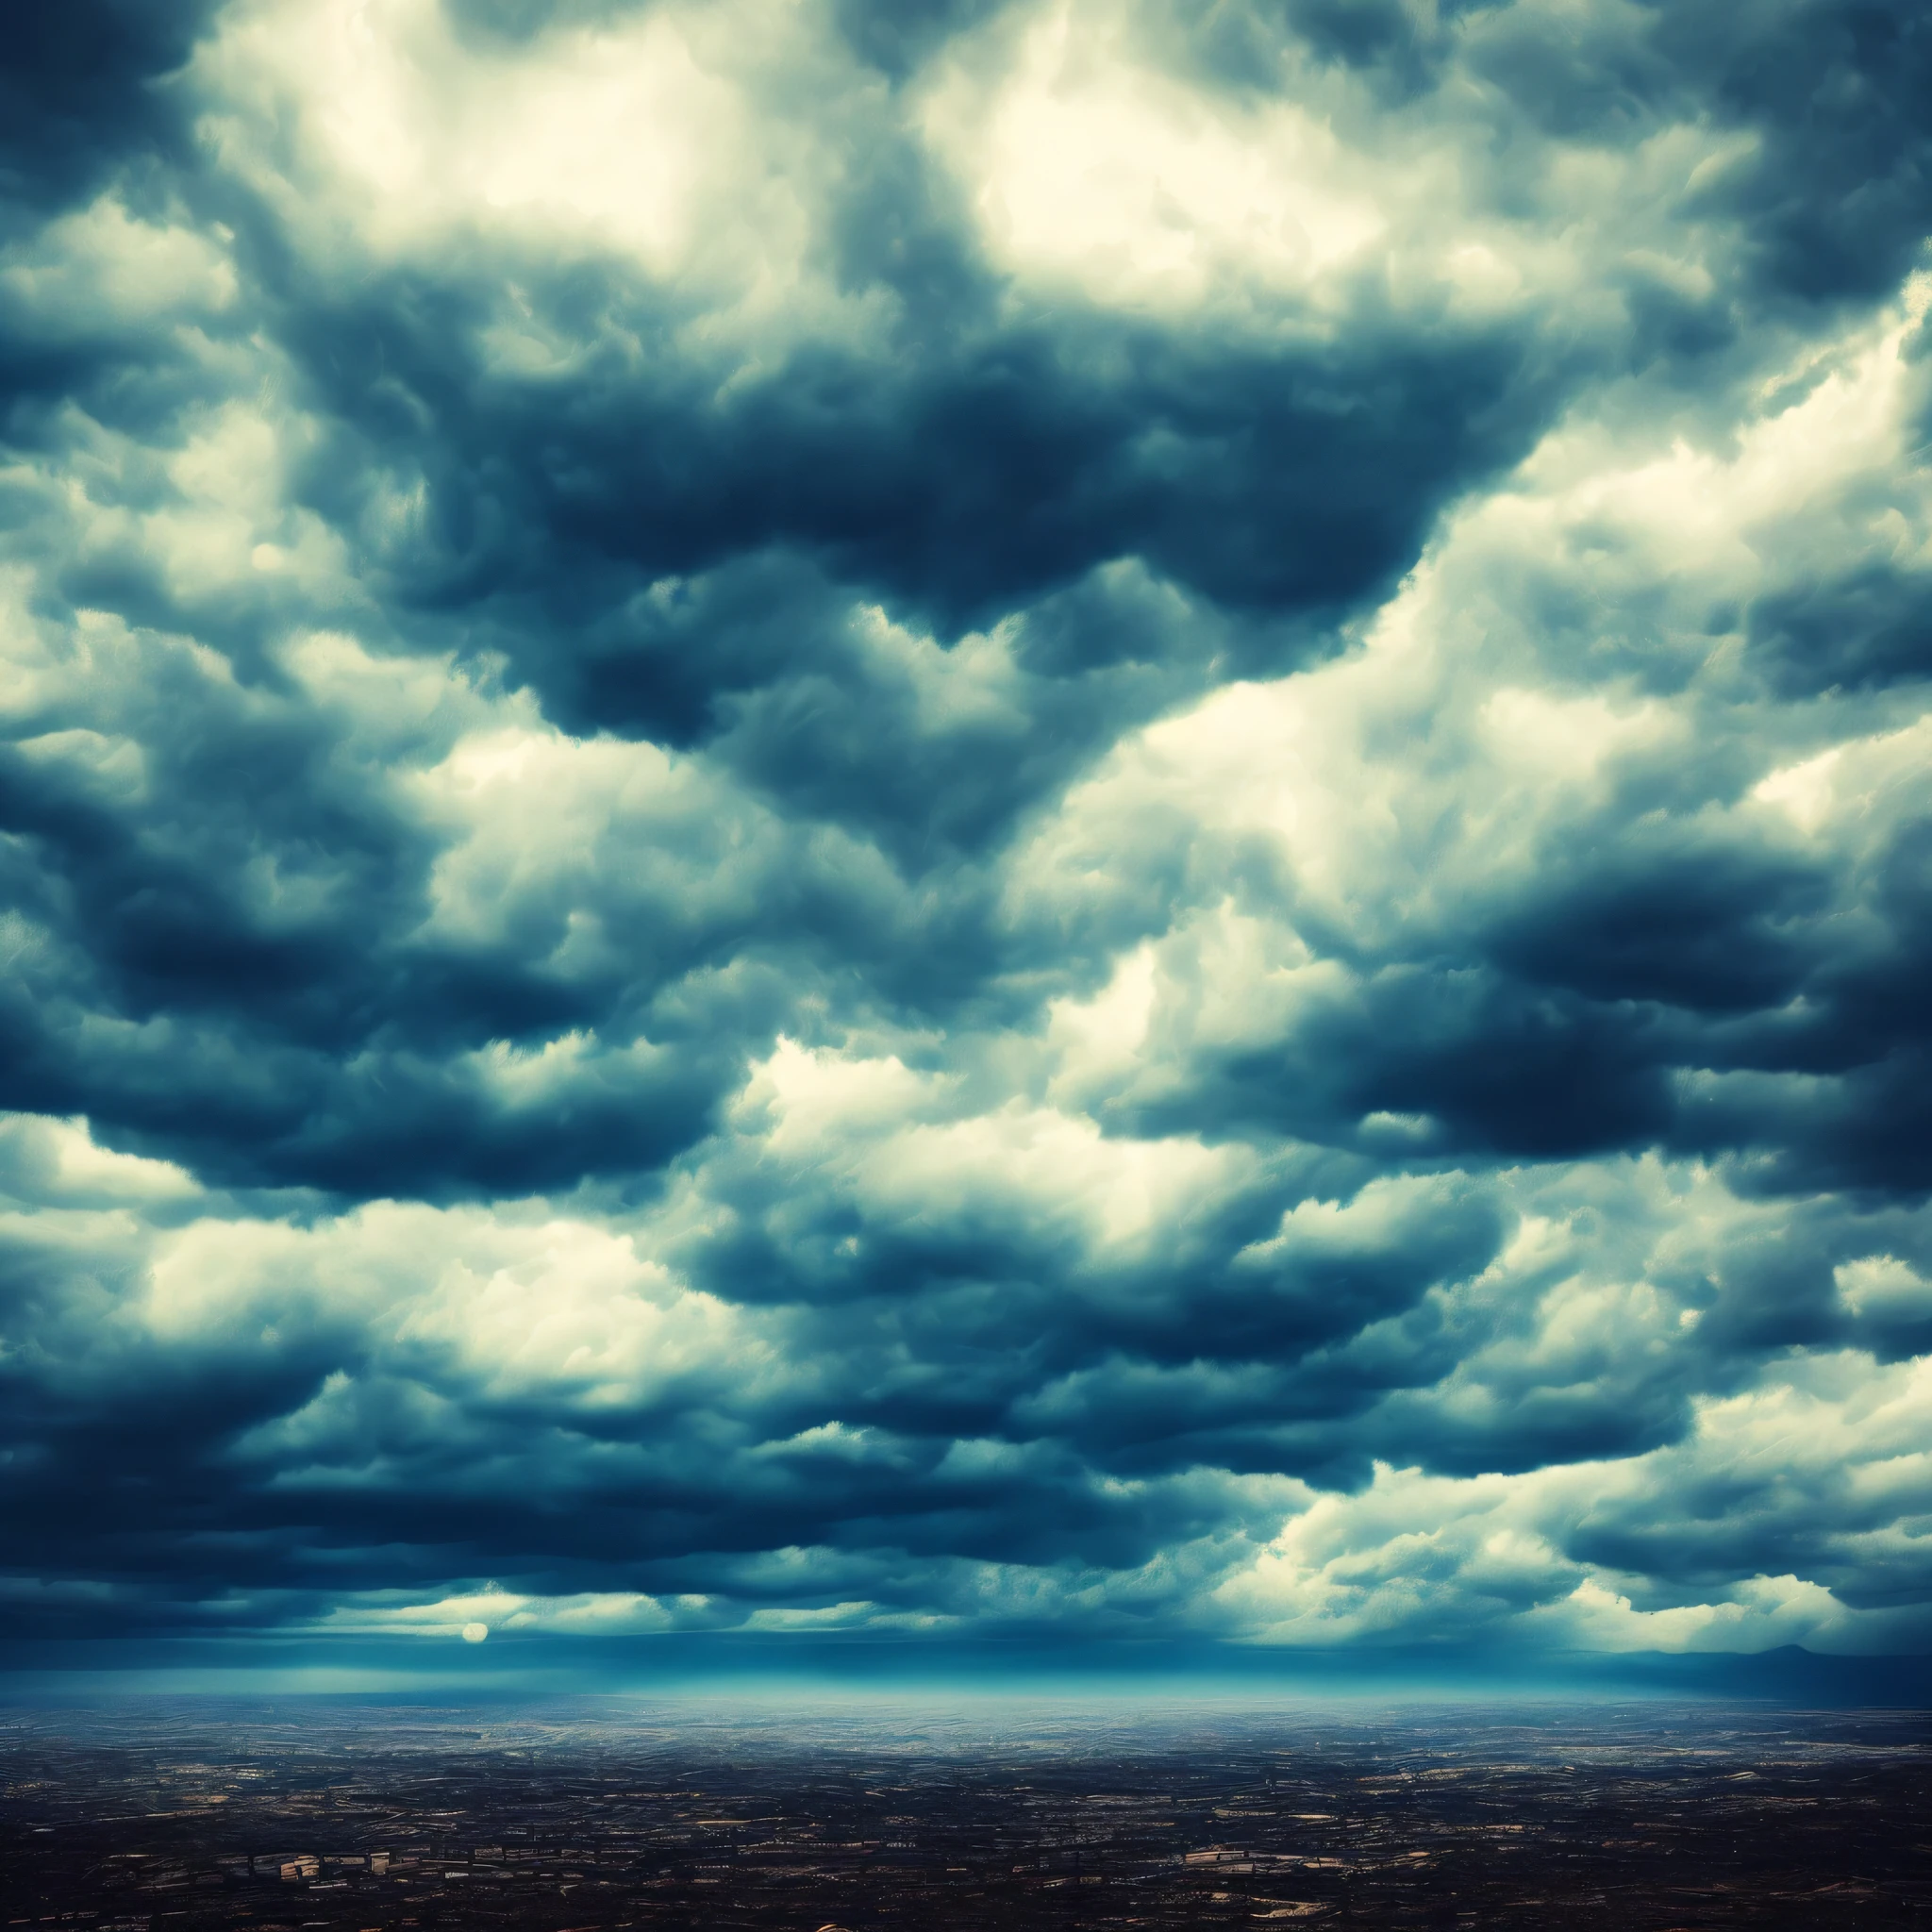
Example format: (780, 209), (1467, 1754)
(0, 0), (214, 219)
(1, 0), (1931, 1657)
(1035, 764), (1932, 1194)
(300, 279), (1541, 638)
(1748, 564), (1932, 694)
(0, 604), (741, 1194)
(1664, 0), (1932, 304)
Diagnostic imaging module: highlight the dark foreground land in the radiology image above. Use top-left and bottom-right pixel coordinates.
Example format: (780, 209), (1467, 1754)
(2, 1695), (1927, 1931)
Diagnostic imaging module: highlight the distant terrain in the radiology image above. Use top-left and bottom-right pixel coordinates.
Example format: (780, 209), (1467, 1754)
(3, 1699), (1927, 1929)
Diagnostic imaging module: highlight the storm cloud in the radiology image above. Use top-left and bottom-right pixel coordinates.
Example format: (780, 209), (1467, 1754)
(2, 0), (1932, 1664)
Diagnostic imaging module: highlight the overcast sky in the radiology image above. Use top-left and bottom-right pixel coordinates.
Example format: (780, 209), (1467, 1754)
(2, 0), (1931, 1667)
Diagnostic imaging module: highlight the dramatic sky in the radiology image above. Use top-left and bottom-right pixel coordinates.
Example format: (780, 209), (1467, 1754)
(3, 0), (1932, 1667)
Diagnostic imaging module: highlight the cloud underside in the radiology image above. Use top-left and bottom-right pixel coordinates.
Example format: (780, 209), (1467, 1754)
(2, 0), (1932, 1658)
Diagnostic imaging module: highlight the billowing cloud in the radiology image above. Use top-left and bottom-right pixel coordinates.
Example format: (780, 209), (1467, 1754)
(2, 0), (1932, 1665)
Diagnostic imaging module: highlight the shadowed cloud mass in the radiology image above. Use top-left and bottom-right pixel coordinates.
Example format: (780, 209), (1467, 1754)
(2, 0), (1932, 1671)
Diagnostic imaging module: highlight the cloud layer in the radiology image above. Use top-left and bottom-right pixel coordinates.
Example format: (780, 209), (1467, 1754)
(2, 0), (1932, 1660)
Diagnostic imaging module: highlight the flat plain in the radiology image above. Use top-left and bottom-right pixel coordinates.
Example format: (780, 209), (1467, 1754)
(2, 1696), (1926, 1930)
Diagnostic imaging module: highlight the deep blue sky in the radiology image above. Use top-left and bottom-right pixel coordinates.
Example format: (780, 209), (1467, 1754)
(1, 0), (1931, 1672)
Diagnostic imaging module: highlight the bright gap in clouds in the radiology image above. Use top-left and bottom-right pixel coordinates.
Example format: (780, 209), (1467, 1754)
(0, 0), (1930, 1679)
